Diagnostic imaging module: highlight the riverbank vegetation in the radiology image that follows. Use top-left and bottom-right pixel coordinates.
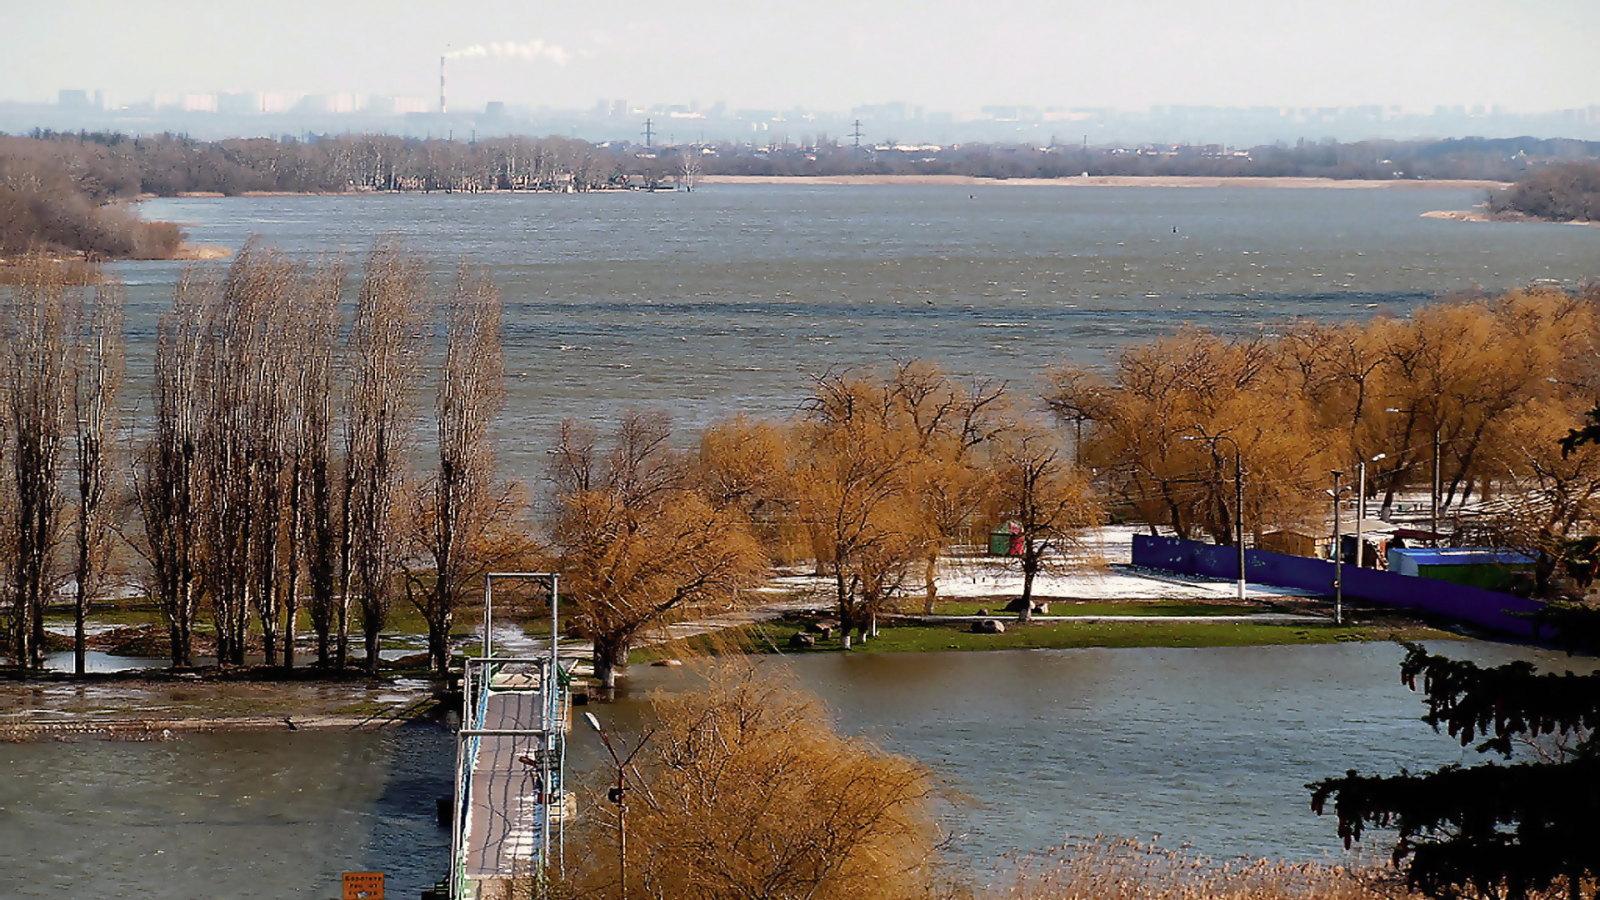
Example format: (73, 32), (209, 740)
(9, 131), (1598, 205)
(1048, 284), (1600, 598)
(1489, 161), (1600, 223)
(0, 135), (184, 259)
(9, 251), (1600, 684)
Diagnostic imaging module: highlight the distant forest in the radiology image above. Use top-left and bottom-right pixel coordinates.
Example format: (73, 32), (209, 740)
(3, 129), (1598, 258)
(1489, 161), (1600, 222)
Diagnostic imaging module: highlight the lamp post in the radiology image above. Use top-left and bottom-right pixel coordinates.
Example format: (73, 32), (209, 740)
(1181, 431), (1246, 601)
(1330, 470), (1349, 625)
(1355, 453), (1386, 569)
(584, 712), (654, 899)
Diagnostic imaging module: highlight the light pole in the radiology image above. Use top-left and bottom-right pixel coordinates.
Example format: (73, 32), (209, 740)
(1330, 470), (1349, 625)
(1354, 452), (1386, 569)
(1181, 431), (1246, 600)
(584, 712), (654, 899)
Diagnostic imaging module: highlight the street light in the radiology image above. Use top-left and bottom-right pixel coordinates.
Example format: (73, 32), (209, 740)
(1181, 431), (1246, 601)
(1328, 470), (1353, 625)
(584, 712), (654, 899)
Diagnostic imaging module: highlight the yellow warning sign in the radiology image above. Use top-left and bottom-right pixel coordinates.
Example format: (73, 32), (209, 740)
(343, 871), (385, 899)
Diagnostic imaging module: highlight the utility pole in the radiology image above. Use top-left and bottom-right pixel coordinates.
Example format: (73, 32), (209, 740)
(642, 118), (654, 148)
(1440, 422), (1452, 544)
(1355, 453), (1386, 569)
(1332, 470), (1345, 625)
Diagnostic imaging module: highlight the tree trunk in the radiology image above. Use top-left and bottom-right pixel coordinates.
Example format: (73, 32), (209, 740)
(364, 618), (381, 676)
(73, 581), (87, 676)
(429, 609), (452, 677)
(592, 635), (628, 701)
(1019, 567), (1037, 622)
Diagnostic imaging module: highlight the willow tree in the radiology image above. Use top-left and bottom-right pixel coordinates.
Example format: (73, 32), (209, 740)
(344, 243), (429, 674)
(989, 429), (1101, 622)
(568, 670), (942, 900)
(794, 365), (1004, 643)
(550, 413), (765, 697)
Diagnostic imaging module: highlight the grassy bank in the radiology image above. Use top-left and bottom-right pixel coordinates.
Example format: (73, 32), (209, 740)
(638, 601), (1458, 662)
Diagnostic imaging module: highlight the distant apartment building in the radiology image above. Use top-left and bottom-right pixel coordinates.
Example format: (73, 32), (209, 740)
(57, 89), (92, 109)
(218, 91), (263, 114)
(259, 92), (296, 113)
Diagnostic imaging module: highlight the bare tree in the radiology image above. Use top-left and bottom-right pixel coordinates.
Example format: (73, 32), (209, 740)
(989, 430), (1101, 622)
(69, 274), (125, 674)
(404, 264), (511, 676)
(345, 242), (429, 674)
(1, 256), (78, 668)
(289, 259), (344, 668)
(137, 269), (209, 667)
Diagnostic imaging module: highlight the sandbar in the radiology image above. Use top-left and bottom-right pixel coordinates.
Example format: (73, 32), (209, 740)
(702, 174), (1509, 190)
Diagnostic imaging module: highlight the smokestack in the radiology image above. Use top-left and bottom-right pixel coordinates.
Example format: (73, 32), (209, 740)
(439, 55), (447, 115)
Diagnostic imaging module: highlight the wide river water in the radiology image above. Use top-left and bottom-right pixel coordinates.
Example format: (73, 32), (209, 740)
(4, 643), (1594, 899)
(6, 185), (1596, 897)
(119, 184), (1597, 481)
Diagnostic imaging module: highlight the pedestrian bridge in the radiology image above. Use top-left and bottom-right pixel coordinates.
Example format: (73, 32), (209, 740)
(449, 655), (572, 899)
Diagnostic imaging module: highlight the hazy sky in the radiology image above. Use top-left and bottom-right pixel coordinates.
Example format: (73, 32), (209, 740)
(4, 0), (1598, 113)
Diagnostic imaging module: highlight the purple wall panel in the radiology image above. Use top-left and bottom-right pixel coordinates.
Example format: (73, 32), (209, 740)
(1131, 535), (1548, 638)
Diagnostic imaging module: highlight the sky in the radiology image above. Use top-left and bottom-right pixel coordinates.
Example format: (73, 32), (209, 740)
(3, 0), (1598, 114)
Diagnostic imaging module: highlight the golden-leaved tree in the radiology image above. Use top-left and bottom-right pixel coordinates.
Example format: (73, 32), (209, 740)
(550, 413), (766, 697)
(567, 668), (942, 900)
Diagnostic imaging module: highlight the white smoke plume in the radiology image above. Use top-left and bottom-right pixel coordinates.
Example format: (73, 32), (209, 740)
(445, 40), (572, 65)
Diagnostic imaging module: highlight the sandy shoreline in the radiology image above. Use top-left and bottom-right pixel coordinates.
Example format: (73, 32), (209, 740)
(1423, 208), (1600, 228)
(701, 174), (1509, 190)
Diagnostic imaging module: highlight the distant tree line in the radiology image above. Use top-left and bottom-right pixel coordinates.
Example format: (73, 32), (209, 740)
(1489, 161), (1600, 222)
(702, 136), (1600, 182)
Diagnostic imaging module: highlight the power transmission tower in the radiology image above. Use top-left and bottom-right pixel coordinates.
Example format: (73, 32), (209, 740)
(851, 119), (864, 151)
(643, 118), (654, 148)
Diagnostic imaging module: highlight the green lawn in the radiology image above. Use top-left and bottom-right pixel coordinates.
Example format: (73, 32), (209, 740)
(926, 600), (1264, 617)
(636, 614), (1459, 661)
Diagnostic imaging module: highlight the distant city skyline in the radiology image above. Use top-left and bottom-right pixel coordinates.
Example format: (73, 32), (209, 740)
(4, 0), (1599, 116)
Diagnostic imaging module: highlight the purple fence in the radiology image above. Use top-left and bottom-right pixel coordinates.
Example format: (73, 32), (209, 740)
(1131, 534), (1550, 638)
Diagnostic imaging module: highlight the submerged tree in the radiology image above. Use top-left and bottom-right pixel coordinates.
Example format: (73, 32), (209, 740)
(69, 274), (125, 675)
(1309, 642), (1600, 900)
(137, 268), (209, 667)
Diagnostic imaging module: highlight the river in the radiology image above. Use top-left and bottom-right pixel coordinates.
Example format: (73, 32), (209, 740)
(118, 184), (1598, 482)
(4, 642), (1592, 899)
